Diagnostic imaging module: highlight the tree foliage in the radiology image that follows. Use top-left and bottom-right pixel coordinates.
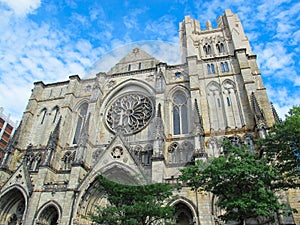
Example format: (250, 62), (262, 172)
(180, 141), (283, 224)
(180, 106), (300, 224)
(89, 175), (178, 225)
(260, 106), (300, 189)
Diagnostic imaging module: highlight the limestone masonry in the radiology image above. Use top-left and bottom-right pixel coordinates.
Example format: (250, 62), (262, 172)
(0, 9), (298, 225)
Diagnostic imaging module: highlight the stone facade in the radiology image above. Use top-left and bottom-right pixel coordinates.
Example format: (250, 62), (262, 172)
(0, 9), (295, 225)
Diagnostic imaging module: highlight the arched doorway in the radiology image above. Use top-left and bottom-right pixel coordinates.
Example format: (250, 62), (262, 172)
(74, 165), (140, 224)
(0, 188), (26, 225)
(174, 202), (194, 225)
(75, 180), (107, 225)
(36, 203), (60, 225)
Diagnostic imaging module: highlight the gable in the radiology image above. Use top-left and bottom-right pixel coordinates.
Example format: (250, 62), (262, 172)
(107, 47), (159, 75)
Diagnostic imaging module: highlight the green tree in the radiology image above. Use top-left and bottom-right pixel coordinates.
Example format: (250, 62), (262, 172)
(180, 141), (283, 225)
(260, 106), (300, 190)
(89, 175), (178, 225)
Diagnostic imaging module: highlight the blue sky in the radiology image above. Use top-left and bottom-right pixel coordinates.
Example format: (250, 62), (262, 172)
(0, 0), (299, 123)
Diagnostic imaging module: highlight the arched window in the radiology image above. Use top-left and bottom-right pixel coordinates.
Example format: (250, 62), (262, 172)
(216, 42), (225, 53)
(203, 43), (212, 55)
(173, 91), (188, 135)
(207, 64), (215, 74)
(128, 64), (131, 71)
(222, 80), (244, 128)
(73, 103), (88, 144)
(221, 62), (225, 72)
(221, 62), (229, 73)
(207, 82), (226, 130)
(211, 64), (215, 73)
(40, 108), (47, 124)
(207, 64), (211, 74)
(138, 62), (142, 70)
(224, 62), (229, 72)
(52, 106), (59, 123)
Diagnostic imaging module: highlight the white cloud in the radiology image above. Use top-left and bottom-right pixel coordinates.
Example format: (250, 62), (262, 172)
(145, 15), (178, 41)
(254, 41), (294, 76)
(291, 30), (300, 45)
(265, 84), (300, 119)
(123, 7), (148, 29)
(0, 0), (41, 16)
(0, 8), (104, 121)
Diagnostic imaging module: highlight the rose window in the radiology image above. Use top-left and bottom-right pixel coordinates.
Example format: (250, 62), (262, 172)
(106, 93), (154, 135)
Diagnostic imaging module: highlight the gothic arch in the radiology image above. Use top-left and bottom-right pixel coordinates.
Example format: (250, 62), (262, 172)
(34, 201), (62, 225)
(0, 186), (27, 225)
(206, 81), (226, 131)
(38, 107), (48, 125)
(222, 79), (244, 129)
(168, 86), (191, 136)
(73, 162), (143, 225)
(72, 101), (89, 145)
(33, 107), (48, 145)
(101, 79), (155, 111)
(170, 198), (197, 225)
(51, 106), (60, 123)
(100, 79), (156, 136)
(73, 180), (107, 225)
(99, 161), (142, 184)
(211, 194), (222, 223)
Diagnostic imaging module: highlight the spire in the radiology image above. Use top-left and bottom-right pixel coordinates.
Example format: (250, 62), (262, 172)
(41, 117), (61, 166)
(250, 92), (267, 138)
(271, 102), (281, 123)
(206, 20), (212, 30)
(154, 104), (164, 140)
(0, 121), (22, 169)
(251, 92), (266, 124)
(153, 104), (165, 157)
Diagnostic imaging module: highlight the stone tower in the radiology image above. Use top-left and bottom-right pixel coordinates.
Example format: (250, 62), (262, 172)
(0, 9), (293, 225)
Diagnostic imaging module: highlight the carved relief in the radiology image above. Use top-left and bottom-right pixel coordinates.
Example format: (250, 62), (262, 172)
(111, 146), (124, 159)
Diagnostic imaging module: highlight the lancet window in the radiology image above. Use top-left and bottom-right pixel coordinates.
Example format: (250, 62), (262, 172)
(216, 42), (225, 53)
(73, 102), (88, 144)
(207, 82), (226, 130)
(40, 108), (47, 124)
(203, 43), (212, 55)
(52, 106), (59, 123)
(173, 90), (188, 135)
(207, 64), (215, 74)
(221, 62), (229, 73)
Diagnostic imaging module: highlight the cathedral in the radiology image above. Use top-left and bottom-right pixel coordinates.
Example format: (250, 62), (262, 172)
(0, 9), (296, 225)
